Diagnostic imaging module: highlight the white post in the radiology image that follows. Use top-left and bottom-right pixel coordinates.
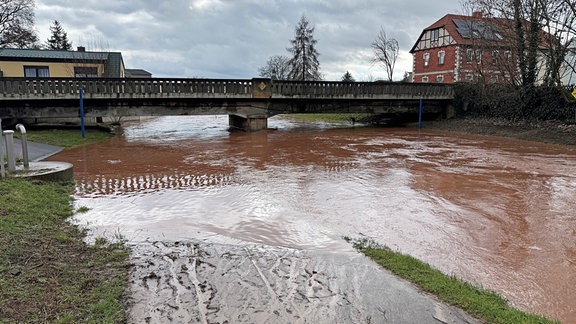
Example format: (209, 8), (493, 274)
(15, 124), (29, 169)
(3, 130), (15, 173)
(0, 119), (4, 178)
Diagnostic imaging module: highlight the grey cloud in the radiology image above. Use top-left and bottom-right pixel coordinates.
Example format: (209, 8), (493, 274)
(36, 0), (461, 80)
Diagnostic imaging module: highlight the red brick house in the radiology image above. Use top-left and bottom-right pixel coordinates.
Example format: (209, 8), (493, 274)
(409, 12), (546, 84)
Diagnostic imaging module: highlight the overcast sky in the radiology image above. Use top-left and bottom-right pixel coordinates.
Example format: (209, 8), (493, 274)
(34, 0), (463, 81)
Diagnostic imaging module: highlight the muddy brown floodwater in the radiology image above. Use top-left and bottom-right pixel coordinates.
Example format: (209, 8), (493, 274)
(49, 116), (576, 323)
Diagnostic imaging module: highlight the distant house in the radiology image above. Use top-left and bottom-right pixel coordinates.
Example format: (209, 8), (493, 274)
(409, 12), (556, 84)
(563, 48), (576, 85)
(125, 68), (152, 78)
(0, 47), (125, 78)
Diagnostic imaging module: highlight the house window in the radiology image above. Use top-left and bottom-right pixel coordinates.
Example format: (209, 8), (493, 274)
(490, 74), (499, 83)
(24, 66), (50, 78)
(465, 74), (474, 82)
(423, 53), (430, 67)
(491, 50), (499, 65)
(475, 50), (482, 64)
(422, 76), (429, 83)
(74, 67), (98, 78)
(504, 50), (511, 62)
(431, 29), (439, 42)
(438, 51), (445, 65)
(436, 75), (444, 83)
(466, 49), (473, 63)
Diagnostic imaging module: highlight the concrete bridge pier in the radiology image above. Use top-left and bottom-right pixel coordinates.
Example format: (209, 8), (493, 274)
(228, 114), (268, 131)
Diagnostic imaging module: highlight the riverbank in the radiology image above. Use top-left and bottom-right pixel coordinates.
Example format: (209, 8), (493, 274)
(421, 117), (576, 146)
(0, 179), (129, 323)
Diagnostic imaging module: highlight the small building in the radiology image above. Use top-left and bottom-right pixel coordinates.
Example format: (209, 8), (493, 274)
(125, 68), (152, 78)
(409, 12), (554, 84)
(0, 47), (125, 78)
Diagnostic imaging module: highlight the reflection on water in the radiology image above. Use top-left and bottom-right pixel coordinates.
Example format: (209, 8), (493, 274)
(77, 172), (235, 196)
(49, 115), (576, 323)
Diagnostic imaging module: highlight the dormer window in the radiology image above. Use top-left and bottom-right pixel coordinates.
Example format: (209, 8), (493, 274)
(431, 29), (439, 42)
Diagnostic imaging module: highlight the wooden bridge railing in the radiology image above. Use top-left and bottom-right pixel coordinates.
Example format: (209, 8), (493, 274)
(0, 78), (253, 96)
(0, 78), (454, 99)
(271, 80), (454, 98)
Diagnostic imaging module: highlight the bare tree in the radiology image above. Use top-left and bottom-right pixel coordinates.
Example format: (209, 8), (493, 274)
(258, 55), (290, 80)
(287, 14), (322, 81)
(462, 0), (575, 86)
(537, 0), (576, 85)
(0, 0), (38, 48)
(371, 28), (399, 81)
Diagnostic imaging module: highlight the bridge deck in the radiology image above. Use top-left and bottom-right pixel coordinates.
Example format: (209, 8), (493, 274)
(0, 78), (454, 119)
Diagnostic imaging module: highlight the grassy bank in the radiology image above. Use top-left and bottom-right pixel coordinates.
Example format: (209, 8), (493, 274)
(422, 117), (576, 146)
(350, 239), (556, 324)
(282, 113), (371, 124)
(1, 126), (127, 322)
(0, 180), (128, 323)
(18, 128), (115, 148)
(0, 179), (128, 323)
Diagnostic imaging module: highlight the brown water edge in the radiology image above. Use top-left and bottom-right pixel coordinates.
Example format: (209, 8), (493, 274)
(48, 117), (576, 322)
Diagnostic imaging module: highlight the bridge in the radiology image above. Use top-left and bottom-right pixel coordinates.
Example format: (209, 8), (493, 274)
(0, 77), (454, 131)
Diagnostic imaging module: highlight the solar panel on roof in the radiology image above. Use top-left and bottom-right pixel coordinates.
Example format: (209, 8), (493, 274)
(453, 18), (502, 40)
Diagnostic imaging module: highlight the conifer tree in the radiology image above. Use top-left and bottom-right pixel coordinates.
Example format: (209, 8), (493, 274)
(341, 71), (355, 82)
(287, 15), (322, 81)
(45, 20), (72, 50)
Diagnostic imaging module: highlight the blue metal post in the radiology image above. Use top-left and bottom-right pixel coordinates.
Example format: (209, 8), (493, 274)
(80, 86), (85, 138)
(418, 96), (423, 129)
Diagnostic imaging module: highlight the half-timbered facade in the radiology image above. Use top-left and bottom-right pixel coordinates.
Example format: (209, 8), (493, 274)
(410, 12), (526, 84)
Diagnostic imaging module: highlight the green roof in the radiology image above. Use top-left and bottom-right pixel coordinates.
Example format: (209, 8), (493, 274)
(0, 48), (114, 61)
(105, 52), (123, 77)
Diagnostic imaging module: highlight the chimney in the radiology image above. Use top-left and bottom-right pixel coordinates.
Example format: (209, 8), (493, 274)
(472, 11), (483, 19)
(77, 46), (86, 52)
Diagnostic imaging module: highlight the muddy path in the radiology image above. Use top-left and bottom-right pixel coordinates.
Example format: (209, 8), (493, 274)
(126, 240), (479, 324)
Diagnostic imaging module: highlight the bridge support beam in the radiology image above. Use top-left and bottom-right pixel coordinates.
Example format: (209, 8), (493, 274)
(228, 114), (268, 131)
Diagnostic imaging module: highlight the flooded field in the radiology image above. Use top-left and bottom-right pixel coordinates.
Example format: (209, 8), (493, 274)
(49, 116), (576, 323)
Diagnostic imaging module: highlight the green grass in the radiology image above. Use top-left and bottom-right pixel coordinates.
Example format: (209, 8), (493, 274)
(349, 238), (557, 324)
(17, 128), (114, 148)
(282, 113), (372, 124)
(0, 178), (129, 323)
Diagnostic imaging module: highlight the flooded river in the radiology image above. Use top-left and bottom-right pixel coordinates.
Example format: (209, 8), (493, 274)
(49, 116), (576, 323)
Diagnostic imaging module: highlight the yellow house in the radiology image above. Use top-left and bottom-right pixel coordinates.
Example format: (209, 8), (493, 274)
(0, 47), (125, 78)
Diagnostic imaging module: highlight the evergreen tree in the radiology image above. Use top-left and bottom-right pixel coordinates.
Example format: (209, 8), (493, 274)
(341, 71), (355, 82)
(45, 20), (72, 50)
(287, 15), (322, 81)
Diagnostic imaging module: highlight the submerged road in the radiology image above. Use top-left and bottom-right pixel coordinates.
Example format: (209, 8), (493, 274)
(126, 240), (478, 323)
